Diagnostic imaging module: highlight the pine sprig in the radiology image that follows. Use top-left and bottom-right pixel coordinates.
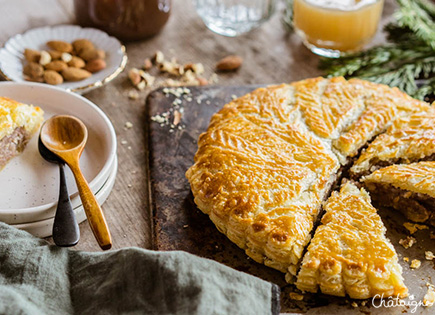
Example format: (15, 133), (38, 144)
(395, 0), (435, 49)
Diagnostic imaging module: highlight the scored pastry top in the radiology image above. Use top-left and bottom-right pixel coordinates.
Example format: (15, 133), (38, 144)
(0, 96), (44, 140)
(362, 161), (435, 199)
(296, 182), (408, 299)
(351, 108), (435, 177)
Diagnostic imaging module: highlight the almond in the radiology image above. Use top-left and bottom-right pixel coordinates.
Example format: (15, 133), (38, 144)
(44, 70), (63, 85)
(48, 50), (62, 60)
(84, 59), (106, 73)
(128, 68), (142, 86)
(46, 40), (73, 53)
(144, 58), (152, 70)
(216, 55), (243, 71)
(44, 60), (68, 72)
(23, 62), (44, 79)
(68, 56), (86, 68)
(72, 39), (94, 54)
(197, 77), (208, 86)
(24, 49), (41, 63)
(39, 50), (52, 66)
(62, 67), (92, 81)
(79, 48), (98, 61)
(95, 49), (106, 60)
(61, 53), (73, 63)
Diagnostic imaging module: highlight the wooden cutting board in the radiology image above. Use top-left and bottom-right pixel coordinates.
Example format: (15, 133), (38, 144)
(147, 85), (435, 314)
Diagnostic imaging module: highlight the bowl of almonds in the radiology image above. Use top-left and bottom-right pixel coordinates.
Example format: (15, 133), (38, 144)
(0, 25), (127, 94)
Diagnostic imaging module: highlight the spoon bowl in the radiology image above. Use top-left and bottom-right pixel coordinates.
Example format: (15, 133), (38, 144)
(40, 115), (112, 250)
(41, 115), (87, 152)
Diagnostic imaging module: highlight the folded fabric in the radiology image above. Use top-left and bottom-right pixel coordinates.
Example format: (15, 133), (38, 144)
(0, 223), (280, 315)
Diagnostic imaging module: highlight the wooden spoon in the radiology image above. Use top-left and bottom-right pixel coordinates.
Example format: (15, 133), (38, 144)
(40, 115), (112, 250)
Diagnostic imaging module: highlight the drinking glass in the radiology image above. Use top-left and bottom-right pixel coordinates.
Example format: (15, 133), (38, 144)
(193, 0), (275, 37)
(293, 0), (384, 57)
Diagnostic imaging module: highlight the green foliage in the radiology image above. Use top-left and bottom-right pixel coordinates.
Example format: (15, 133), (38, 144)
(320, 0), (435, 101)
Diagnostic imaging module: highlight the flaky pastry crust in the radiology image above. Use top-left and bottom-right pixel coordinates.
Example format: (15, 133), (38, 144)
(351, 108), (435, 177)
(296, 182), (408, 299)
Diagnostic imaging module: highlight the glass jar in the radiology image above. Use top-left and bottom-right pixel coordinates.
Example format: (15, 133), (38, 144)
(74, 0), (171, 41)
(293, 0), (384, 57)
(193, 0), (275, 37)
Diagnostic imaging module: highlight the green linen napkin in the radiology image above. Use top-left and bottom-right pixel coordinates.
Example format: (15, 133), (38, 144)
(0, 223), (280, 315)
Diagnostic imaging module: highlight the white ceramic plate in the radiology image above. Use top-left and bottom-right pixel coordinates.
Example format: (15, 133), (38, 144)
(11, 156), (118, 238)
(0, 24), (127, 94)
(0, 82), (117, 224)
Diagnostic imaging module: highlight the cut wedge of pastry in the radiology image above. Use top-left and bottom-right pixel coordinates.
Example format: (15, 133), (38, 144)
(296, 182), (408, 299)
(351, 108), (435, 178)
(363, 162), (435, 226)
(0, 97), (44, 170)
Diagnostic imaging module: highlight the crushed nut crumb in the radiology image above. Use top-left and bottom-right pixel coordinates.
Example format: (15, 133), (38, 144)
(425, 251), (434, 261)
(403, 257), (409, 262)
(399, 236), (417, 249)
(173, 110), (182, 125)
(289, 292), (304, 301)
(125, 121), (133, 129)
(128, 89), (139, 100)
(410, 259), (421, 269)
(120, 140), (128, 145)
(424, 283), (435, 307)
(403, 222), (429, 234)
(351, 302), (358, 308)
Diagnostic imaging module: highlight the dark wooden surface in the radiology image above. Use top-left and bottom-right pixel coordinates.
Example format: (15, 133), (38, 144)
(148, 85), (435, 314)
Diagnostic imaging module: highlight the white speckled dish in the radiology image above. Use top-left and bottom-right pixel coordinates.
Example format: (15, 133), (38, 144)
(0, 24), (127, 94)
(0, 82), (117, 225)
(11, 157), (117, 238)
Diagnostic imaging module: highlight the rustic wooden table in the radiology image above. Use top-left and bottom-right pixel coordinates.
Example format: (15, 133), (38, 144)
(0, 0), (396, 251)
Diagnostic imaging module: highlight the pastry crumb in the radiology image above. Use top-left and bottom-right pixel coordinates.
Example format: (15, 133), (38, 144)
(403, 222), (428, 234)
(128, 89), (139, 100)
(351, 302), (358, 308)
(403, 257), (409, 262)
(289, 292), (304, 301)
(183, 225), (188, 229)
(120, 140), (128, 145)
(424, 283), (435, 307)
(410, 259), (421, 269)
(399, 236), (417, 249)
(125, 121), (133, 129)
(425, 251), (434, 261)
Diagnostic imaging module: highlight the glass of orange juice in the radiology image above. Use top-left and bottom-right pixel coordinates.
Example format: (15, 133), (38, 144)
(293, 0), (384, 57)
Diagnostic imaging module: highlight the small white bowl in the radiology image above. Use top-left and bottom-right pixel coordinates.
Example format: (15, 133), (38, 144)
(0, 24), (127, 94)
(11, 156), (118, 238)
(0, 82), (117, 224)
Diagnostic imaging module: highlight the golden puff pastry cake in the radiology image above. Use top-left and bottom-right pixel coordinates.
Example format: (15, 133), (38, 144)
(296, 182), (408, 299)
(186, 77), (431, 283)
(0, 97), (44, 170)
(363, 162), (435, 226)
(351, 108), (435, 178)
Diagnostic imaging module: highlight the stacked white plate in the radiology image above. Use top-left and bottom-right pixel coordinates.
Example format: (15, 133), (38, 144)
(0, 82), (117, 237)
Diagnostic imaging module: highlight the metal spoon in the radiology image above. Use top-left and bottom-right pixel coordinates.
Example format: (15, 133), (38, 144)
(38, 136), (80, 247)
(40, 115), (112, 250)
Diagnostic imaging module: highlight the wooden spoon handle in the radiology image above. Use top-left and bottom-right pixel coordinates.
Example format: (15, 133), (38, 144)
(69, 162), (112, 250)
